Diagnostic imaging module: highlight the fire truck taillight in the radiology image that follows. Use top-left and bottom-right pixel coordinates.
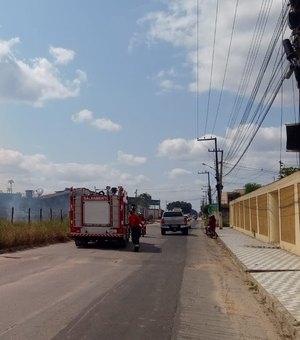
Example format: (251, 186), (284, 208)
(71, 227), (81, 233)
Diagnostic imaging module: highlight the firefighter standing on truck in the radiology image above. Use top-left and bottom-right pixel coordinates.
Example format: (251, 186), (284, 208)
(129, 208), (143, 252)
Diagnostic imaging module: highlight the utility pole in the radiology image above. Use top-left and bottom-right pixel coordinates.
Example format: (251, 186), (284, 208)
(218, 150), (224, 211)
(198, 137), (223, 228)
(208, 148), (223, 229)
(198, 171), (212, 205)
(208, 148), (223, 209)
(135, 189), (138, 209)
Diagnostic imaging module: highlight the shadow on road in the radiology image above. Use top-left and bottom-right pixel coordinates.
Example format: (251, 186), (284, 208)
(74, 240), (161, 254)
(124, 242), (162, 254)
(161, 232), (198, 237)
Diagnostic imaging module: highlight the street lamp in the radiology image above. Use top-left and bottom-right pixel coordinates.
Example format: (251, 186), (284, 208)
(202, 162), (215, 171)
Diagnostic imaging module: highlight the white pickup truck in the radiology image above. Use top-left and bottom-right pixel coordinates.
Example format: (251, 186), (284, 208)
(160, 211), (188, 235)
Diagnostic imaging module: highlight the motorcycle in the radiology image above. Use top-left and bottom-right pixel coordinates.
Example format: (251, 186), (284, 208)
(205, 226), (218, 239)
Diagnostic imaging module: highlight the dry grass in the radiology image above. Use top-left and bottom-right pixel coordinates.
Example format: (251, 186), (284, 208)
(0, 220), (71, 251)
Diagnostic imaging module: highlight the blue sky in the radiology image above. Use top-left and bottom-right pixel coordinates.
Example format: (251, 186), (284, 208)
(0, 0), (298, 210)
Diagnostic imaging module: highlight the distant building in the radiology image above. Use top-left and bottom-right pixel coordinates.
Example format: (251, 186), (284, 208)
(147, 208), (162, 220)
(221, 189), (245, 206)
(128, 197), (161, 220)
(39, 189), (71, 213)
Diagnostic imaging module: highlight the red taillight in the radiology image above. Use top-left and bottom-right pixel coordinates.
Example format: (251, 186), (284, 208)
(161, 218), (164, 224)
(71, 227), (81, 233)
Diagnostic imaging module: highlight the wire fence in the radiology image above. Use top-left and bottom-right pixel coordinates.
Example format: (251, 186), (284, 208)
(1, 207), (69, 224)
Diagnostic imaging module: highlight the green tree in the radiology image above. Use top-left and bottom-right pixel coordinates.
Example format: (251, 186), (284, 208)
(167, 201), (192, 214)
(200, 203), (209, 216)
(137, 193), (152, 209)
(279, 165), (299, 179)
(244, 183), (262, 194)
(228, 192), (241, 201)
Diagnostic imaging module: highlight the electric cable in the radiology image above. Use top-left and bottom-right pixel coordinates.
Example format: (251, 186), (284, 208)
(204, 0), (219, 135)
(226, 0), (274, 135)
(224, 0), (278, 159)
(223, 2), (289, 168)
(225, 49), (287, 164)
(224, 66), (288, 176)
(212, 0), (240, 134)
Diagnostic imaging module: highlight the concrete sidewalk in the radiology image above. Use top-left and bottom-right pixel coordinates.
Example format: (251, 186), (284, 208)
(217, 227), (300, 336)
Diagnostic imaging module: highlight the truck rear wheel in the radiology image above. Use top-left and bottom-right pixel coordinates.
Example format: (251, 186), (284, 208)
(119, 238), (127, 248)
(74, 238), (88, 247)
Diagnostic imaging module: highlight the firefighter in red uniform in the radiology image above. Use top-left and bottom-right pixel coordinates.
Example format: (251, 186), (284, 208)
(129, 208), (143, 252)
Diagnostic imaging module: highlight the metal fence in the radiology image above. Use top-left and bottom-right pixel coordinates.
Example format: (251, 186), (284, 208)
(3, 207), (69, 224)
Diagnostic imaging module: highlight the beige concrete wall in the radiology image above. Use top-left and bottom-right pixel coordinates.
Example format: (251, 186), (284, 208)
(280, 185), (295, 244)
(250, 197), (257, 235)
(258, 194), (268, 237)
(230, 172), (300, 256)
(244, 199), (250, 232)
(269, 191), (279, 243)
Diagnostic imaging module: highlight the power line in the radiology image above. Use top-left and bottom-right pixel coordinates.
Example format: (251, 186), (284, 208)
(223, 162), (278, 174)
(223, 2), (289, 175)
(225, 0), (274, 136)
(212, 0), (240, 134)
(204, 0), (219, 135)
(224, 69), (288, 176)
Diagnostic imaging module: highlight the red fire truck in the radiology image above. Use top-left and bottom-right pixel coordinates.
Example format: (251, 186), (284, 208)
(69, 186), (130, 247)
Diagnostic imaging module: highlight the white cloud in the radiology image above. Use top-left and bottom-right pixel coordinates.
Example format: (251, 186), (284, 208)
(159, 79), (180, 92)
(0, 148), (148, 194)
(49, 46), (75, 65)
(168, 168), (192, 179)
(119, 173), (149, 186)
(72, 109), (122, 132)
(0, 38), (85, 106)
(136, 0), (285, 96)
(156, 125), (296, 192)
(223, 125), (286, 162)
(0, 37), (19, 58)
(92, 118), (121, 132)
(71, 109), (93, 123)
(133, 0), (294, 176)
(153, 68), (182, 93)
(117, 151), (147, 165)
(221, 125), (296, 183)
(76, 69), (88, 82)
(138, 2), (195, 50)
(157, 137), (208, 161)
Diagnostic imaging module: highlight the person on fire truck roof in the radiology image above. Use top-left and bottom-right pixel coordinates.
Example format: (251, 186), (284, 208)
(129, 208), (143, 252)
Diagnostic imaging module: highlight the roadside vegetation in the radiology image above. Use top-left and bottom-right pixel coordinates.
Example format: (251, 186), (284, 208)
(0, 219), (71, 252)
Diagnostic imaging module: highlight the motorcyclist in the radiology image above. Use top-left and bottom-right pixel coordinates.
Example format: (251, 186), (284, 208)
(206, 215), (217, 237)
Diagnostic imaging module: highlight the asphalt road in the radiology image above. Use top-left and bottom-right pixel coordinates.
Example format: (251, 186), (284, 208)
(0, 223), (284, 339)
